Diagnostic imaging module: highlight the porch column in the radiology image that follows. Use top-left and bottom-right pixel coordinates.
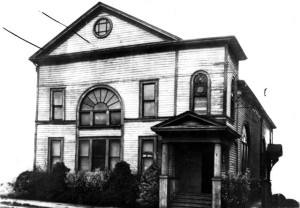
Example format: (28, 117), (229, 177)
(159, 143), (169, 208)
(212, 143), (222, 208)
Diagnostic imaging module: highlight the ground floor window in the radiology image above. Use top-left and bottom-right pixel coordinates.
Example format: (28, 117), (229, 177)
(48, 138), (63, 169)
(139, 136), (157, 173)
(78, 138), (120, 171)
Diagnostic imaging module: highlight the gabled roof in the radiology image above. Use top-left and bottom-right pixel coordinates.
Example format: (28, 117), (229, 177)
(29, 2), (181, 61)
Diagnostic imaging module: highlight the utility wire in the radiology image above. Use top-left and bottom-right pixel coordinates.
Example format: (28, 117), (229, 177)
(3, 27), (44, 50)
(39, 11), (92, 45)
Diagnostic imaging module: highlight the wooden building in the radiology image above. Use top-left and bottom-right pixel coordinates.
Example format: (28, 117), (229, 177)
(29, 2), (282, 208)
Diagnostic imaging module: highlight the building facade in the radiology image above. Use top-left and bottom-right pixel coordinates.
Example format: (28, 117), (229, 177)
(30, 3), (282, 208)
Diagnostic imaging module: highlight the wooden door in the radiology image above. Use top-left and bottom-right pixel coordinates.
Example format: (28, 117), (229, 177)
(178, 145), (203, 193)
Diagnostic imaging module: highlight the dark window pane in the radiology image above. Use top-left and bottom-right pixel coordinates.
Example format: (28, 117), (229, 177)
(79, 141), (89, 156)
(142, 140), (153, 153)
(53, 91), (63, 105)
(79, 157), (89, 171)
(92, 140), (106, 157)
(80, 113), (90, 125)
(194, 74), (207, 84)
(143, 84), (155, 100)
(143, 102), (155, 117)
(110, 111), (121, 125)
(51, 140), (61, 156)
(92, 157), (105, 170)
(94, 103), (108, 111)
(94, 112), (107, 125)
(104, 91), (114, 103)
(54, 107), (63, 119)
(194, 97), (207, 115)
(92, 140), (106, 170)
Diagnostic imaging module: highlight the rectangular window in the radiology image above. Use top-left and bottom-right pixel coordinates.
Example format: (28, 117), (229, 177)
(139, 137), (157, 173)
(78, 139), (120, 171)
(49, 138), (63, 169)
(140, 80), (158, 118)
(51, 89), (65, 120)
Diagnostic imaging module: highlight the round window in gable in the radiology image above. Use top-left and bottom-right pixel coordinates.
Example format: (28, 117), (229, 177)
(93, 17), (113, 38)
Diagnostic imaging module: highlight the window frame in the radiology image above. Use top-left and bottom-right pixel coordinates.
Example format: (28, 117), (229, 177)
(138, 136), (157, 174)
(77, 138), (121, 171)
(93, 17), (113, 39)
(48, 137), (64, 170)
(78, 87), (122, 128)
(241, 125), (249, 173)
(50, 88), (65, 121)
(230, 77), (236, 120)
(139, 80), (159, 118)
(190, 71), (211, 115)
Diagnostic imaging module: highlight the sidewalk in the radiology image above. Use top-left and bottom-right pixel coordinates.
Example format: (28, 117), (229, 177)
(0, 198), (118, 208)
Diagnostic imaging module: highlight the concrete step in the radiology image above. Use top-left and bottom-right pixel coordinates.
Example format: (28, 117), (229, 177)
(170, 193), (212, 208)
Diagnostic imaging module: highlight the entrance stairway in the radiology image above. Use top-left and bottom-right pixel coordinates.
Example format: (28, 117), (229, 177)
(170, 193), (212, 208)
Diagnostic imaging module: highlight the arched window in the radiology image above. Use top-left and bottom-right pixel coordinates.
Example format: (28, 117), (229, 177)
(79, 87), (122, 127)
(241, 125), (249, 172)
(192, 72), (209, 115)
(230, 77), (235, 119)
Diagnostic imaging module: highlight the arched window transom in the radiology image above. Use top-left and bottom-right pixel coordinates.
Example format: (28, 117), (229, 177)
(193, 73), (209, 115)
(80, 88), (121, 127)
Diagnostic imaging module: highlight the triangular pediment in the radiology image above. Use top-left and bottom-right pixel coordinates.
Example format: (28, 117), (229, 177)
(153, 111), (222, 128)
(30, 2), (180, 60)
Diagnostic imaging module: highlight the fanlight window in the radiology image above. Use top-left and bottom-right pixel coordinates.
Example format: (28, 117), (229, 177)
(80, 88), (121, 126)
(193, 73), (208, 115)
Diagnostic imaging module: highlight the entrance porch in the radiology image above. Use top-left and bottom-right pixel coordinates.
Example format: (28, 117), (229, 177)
(151, 111), (239, 208)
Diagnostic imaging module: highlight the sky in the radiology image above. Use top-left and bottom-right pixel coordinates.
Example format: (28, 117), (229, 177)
(0, 0), (299, 201)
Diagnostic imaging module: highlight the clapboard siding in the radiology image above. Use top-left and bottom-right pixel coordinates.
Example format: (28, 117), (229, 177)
(38, 52), (175, 121)
(50, 13), (164, 55)
(123, 121), (160, 171)
(226, 51), (239, 119)
(177, 47), (225, 115)
(36, 125), (76, 170)
(79, 129), (121, 137)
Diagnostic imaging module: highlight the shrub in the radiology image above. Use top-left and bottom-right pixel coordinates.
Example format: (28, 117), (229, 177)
(221, 171), (251, 208)
(285, 199), (299, 208)
(12, 162), (70, 202)
(103, 161), (139, 207)
(137, 163), (160, 208)
(65, 169), (111, 204)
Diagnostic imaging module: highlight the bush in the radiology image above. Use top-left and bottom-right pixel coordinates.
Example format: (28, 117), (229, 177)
(221, 171), (251, 208)
(65, 169), (111, 204)
(285, 199), (300, 208)
(103, 161), (139, 207)
(137, 163), (160, 208)
(12, 162), (70, 202)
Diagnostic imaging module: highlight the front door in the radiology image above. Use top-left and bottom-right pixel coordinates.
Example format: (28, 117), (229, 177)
(176, 144), (202, 194)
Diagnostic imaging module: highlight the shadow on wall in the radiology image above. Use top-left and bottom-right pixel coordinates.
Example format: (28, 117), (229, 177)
(272, 194), (299, 208)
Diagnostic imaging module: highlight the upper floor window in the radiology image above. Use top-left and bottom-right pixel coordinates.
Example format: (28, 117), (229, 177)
(93, 17), (113, 38)
(79, 87), (122, 127)
(241, 125), (249, 173)
(50, 89), (65, 120)
(48, 138), (63, 169)
(230, 77), (235, 119)
(192, 72), (210, 115)
(140, 80), (158, 118)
